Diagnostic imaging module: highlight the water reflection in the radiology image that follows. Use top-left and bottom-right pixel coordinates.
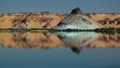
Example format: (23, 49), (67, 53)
(0, 32), (120, 54)
(54, 32), (98, 54)
(0, 32), (65, 48)
(89, 33), (120, 48)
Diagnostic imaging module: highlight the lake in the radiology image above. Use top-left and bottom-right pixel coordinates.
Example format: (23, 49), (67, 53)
(0, 32), (120, 68)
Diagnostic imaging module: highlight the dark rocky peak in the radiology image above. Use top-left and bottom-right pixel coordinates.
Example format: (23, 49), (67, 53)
(70, 7), (84, 15)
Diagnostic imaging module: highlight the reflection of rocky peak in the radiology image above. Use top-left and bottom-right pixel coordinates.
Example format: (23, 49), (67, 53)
(70, 7), (84, 15)
(71, 46), (83, 54)
(54, 32), (98, 54)
(54, 32), (98, 47)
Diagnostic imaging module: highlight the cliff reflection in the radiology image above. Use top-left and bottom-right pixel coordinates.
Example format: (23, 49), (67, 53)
(0, 32), (65, 48)
(0, 32), (120, 54)
(89, 33), (120, 48)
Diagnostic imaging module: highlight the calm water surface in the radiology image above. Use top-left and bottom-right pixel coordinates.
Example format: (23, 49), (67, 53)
(0, 32), (120, 68)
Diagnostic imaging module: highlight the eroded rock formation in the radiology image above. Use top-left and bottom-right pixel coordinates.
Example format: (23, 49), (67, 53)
(54, 7), (99, 30)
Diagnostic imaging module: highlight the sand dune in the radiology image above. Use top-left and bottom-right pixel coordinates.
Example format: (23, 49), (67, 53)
(0, 12), (120, 28)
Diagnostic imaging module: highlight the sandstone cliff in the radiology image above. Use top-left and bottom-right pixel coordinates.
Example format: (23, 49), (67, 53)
(86, 13), (120, 28)
(0, 9), (120, 28)
(0, 12), (67, 28)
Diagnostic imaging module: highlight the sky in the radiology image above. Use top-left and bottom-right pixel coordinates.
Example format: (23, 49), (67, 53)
(0, 0), (120, 13)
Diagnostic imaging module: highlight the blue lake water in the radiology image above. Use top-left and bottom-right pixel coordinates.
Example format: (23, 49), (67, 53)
(0, 32), (120, 68)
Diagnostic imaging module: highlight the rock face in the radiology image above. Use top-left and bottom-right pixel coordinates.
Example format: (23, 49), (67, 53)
(54, 7), (99, 30)
(70, 7), (84, 15)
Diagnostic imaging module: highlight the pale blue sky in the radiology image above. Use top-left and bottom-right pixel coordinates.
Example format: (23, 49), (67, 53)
(0, 0), (120, 13)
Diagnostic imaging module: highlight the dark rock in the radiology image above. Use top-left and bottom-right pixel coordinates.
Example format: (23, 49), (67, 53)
(70, 7), (84, 15)
(115, 18), (120, 25)
(98, 18), (109, 25)
(115, 18), (120, 22)
(70, 46), (83, 54)
(109, 20), (115, 24)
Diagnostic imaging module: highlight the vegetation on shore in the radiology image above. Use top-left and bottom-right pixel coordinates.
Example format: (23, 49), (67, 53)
(0, 28), (48, 32)
(94, 28), (120, 34)
(0, 28), (120, 34)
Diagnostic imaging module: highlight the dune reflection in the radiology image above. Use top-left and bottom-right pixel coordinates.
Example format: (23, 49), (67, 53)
(0, 32), (65, 48)
(89, 33), (120, 48)
(0, 32), (120, 54)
